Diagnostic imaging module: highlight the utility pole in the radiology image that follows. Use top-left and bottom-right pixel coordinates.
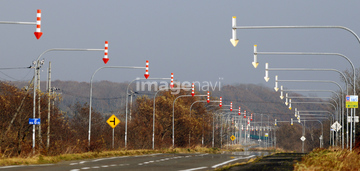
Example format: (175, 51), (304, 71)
(46, 62), (51, 150)
(37, 63), (43, 147)
(129, 90), (136, 121)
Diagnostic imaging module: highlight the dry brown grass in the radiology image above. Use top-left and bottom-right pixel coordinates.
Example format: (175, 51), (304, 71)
(295, 147), (360, 170)
(222, 144), (245, 151)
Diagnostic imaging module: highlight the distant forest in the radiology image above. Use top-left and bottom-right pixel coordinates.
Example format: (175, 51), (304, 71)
(0, 80), (337, 156)
(9, 80), (331, 123)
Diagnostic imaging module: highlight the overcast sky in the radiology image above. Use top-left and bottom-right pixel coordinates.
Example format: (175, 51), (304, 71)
(0, 1), (359, 97)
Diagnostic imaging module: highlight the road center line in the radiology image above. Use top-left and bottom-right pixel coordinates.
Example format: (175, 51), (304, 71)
(179, 166), (208, 171)
(92, 156), (128, 162)
(211, 155), (255, 168)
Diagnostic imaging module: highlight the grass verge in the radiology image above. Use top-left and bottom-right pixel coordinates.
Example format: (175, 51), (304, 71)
(294, 147), (360, 170)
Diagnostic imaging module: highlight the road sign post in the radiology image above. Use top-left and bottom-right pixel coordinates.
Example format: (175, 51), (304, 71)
(348, 116), (359, 123)
(29, 118), (41, 125)
(230, 135), (236, 141)
(346, 95), (358, 108)
(331, 121), (342, 132)
(106, 115), (120, 148)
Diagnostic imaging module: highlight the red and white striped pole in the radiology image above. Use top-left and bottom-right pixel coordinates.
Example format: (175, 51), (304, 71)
(244, 110), (246, 118)
(230, 102), (232, 111)
(170, 73), (174, 88)
(34, 9), (43, 39)
(103, 41), (109, 64)
(191, 83), (195, 96)
(247, 117), (250, 125)
(251, 113), (253, 121)
(144, 60), (149, 79)
(219, 97), (222, 107)
(207, 91), (210, 103)
(238, 106), (241, 115)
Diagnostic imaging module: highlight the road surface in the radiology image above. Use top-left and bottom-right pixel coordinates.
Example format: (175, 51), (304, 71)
(0, 151), (268, 171)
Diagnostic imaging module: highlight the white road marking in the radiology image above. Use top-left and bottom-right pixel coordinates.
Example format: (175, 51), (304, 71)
(211, 155), (255, 168)
(69, 169), (80, 171)
(81, 167), (90, 169)
(69, 163), (78, 165)
(79, 161), (87, 164)
(133, 153), (162, 157)
(92, 166), (100, 168)
(110, 164), (117, 167)
(0, 164), (54, 169)
(92, 156), (128, 162)
(179, 166), (208, 171)
(0, 166), (25, 169)
(101, 165), (109, 167)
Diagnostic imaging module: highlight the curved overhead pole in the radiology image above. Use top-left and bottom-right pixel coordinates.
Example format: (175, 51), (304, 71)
(276, 77), (345, 148)
(258, 51), (355, 148)
(172, 94), (207, 148)
(89, 65), (147, 149)
(126, 77), (170, 121)
(32, 44), (107, 154)
(189, 100), (221, 147)
(230, 18), (358, 150)
(152, 87), (189, 150)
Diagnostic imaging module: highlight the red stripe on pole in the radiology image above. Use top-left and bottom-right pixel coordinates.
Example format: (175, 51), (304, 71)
(219, 97), (222, 107)
(207, 91), (210, 103)
(103, 41), (109, 64)
(34, 9), (43, 39)
(170, 73), (173, 88)
(144, 60), (149, 79)
(191, 83), (195, 96)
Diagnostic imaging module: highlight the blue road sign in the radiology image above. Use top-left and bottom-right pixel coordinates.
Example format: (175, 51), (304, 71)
(29, 118), (41, 125)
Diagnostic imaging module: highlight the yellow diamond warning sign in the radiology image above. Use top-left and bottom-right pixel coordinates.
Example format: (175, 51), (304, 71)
(230, 135), (236, 141)
(106, 115), (120, 129)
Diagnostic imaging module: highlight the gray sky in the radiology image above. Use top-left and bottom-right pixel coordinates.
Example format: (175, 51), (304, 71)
(0, 1), (359, 97)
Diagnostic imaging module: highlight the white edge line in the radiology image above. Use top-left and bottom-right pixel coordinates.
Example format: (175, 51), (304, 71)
(0, 163), (55, 169)
(211, 155), (255, 168)
(179, 166), (208, 171)
(0, 165), (26, 169)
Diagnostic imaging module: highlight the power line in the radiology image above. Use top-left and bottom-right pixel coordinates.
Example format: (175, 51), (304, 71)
(60, 90), (154, 100)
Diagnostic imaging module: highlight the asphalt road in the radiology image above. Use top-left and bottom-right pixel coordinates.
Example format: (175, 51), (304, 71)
(0, 151), (269, 171)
